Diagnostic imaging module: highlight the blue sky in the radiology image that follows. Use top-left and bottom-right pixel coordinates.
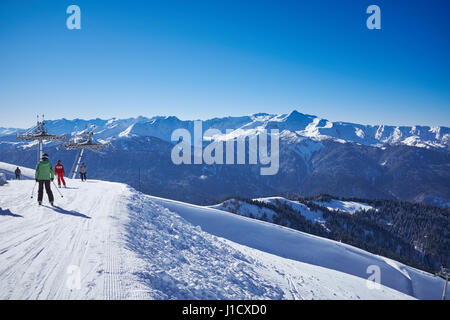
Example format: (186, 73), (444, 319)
(0, 0), (449, 128)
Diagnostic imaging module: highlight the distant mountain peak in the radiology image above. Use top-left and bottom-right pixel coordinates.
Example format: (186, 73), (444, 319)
(283, 110), (316, 122)
(287, 109), (304, 117)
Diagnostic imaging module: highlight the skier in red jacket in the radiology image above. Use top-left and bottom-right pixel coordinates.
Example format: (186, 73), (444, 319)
(54, 160), (66, 188)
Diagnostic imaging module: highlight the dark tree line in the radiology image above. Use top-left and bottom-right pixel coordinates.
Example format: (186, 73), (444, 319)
(221, 194), (450, 273)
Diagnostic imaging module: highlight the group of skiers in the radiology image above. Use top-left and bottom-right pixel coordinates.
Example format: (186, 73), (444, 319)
(33, 153), (88, 205)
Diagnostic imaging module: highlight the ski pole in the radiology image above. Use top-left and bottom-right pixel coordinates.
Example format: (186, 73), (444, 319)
(30, 181), (37, 199)
(52, 180), (64, 198)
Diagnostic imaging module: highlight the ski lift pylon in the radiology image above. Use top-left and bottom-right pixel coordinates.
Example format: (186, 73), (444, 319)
(16, 115), (66, 162)
(63, 126), (109, 179)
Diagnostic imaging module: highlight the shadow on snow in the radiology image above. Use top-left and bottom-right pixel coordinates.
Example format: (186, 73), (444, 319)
(43, 205), (91, 219)
(0, 207), (23, 218)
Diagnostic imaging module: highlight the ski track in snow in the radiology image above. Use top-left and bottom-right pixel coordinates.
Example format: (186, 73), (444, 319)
(0, 164), (443, 299)
(0, 179), (128, 299)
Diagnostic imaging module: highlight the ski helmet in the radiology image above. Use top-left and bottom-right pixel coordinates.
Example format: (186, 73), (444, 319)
(42, 153), (49, 160)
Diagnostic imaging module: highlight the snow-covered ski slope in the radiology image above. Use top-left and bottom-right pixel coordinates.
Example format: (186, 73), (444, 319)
(0, 162), (447, 300)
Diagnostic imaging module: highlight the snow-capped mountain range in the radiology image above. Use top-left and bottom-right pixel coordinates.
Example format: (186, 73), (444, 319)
(2, 110), (449, 149)
(0, 110), (449, 207)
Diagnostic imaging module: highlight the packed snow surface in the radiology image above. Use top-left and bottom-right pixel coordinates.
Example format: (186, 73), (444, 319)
(0, 162), (447, 300)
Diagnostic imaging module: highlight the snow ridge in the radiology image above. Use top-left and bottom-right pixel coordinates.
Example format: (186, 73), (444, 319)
(3, 111), (449, 150)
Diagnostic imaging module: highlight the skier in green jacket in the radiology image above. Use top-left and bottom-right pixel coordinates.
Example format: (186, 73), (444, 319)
(35, 153), (55, 206)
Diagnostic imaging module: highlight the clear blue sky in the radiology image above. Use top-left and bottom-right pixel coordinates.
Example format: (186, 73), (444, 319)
(1, 0), (449, 128)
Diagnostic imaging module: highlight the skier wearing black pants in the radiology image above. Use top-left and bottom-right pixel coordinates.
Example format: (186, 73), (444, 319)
(35, 153), (55, 206)
(80, 163), (87, 182)
(38, 180), (54, 205)
(15, 167), (21, 180)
